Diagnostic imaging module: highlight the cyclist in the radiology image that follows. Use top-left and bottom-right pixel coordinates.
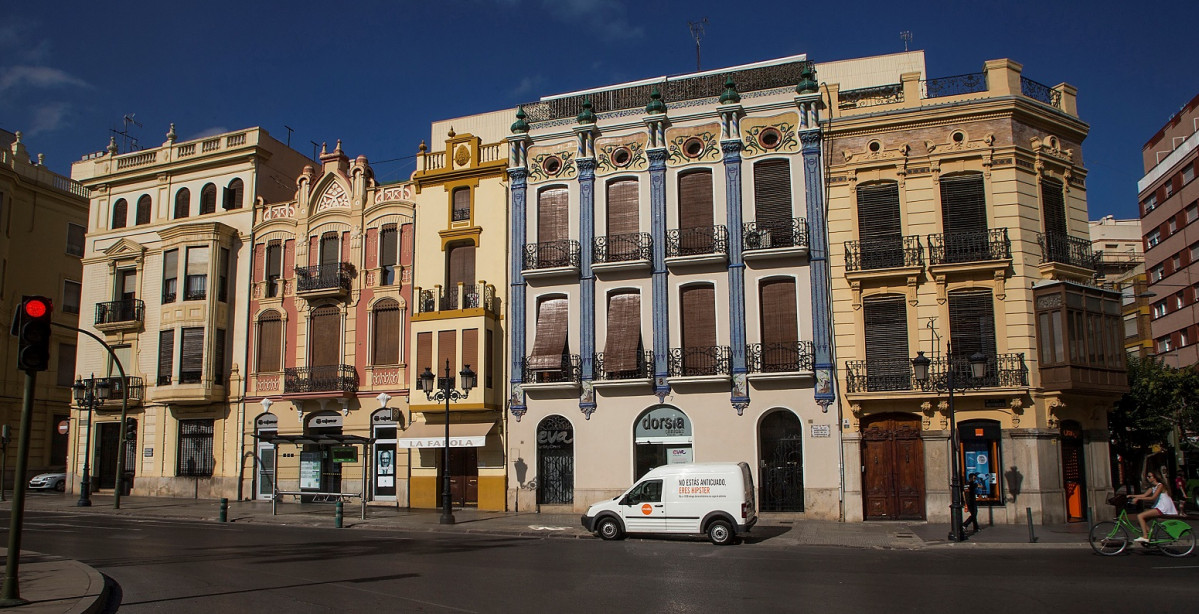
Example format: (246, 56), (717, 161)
(1129, 471), (1178, 543)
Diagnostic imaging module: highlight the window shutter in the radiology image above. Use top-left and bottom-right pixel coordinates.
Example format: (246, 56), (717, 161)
(309, 306), (340, 367)
(320, 232), (339, 266)
(57, 343), (77, 387)
(112, 199), (128, 229)
(136, 195), (152, 225)
(372, 300), (400, 365)
(180, 327), (205, 382)
(379, 225), (398, 268)
(200, 184), (216, 215)
(265, 242), (282, 278)
(529, 297), (569, 369)
(604, 292), (642, 372)
(753, 159), (792, 224)
(462, 328), (479, 373)
(438, 330), (457, 375)
(214, 328), (226, 383)
(863, 295), (908, 362)
(416, 331), (432, 373)
(538, 188), (569, 243)
(856, 183), (901, 241)
(225, 179), (244, 210)
(940, 174), (987, 234)
(1041, 177), (1067, 236)
(681, 285), (716, 349)
(174, 188), (190, 219)
(485, 329), (495, 388)
(257, 312), (282, 372)
(949, 289), (997, 359)
(447, 243), (476, 289)
(678, 171), (714, 229)
(759, 279), (798, 342)
(158, 330), (175, 384)
(606, 179), (639, 236)
(452, 188), (470, 220)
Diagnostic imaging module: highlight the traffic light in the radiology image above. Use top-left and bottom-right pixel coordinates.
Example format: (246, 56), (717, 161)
(13, 296), (52, 373)
(125, 418), (137, 442)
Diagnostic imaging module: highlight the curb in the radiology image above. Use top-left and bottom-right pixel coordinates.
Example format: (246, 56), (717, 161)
(70, 562), (109, 614)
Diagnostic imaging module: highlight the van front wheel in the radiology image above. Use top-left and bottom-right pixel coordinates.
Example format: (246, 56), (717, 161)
(597, 517), (624, 541)
(707, 520), (734, 545)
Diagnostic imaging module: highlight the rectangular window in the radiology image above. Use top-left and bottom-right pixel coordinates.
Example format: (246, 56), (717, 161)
(1147, 229), (1161, 248)
(452, 187), (471, 222)
(162, 249), (178, 304)
(1187, 203), (1199, 224)
(1169, 219), (1178, 235)
(680, 284), (718, 375)
(537, 188), (569, 244)
(485, 329), (495, 389)
(379, 225), (398, 285)
(856, 182), (903, 269)
(604, 292), (642, 374)
(56, 343), (76, 387)
(180, 327), (205, 383)
(863, 294), (911, 389)
(158, 330), (174, 385)
(185, 246), (209, 301)
(1165, 181), (1174, 197)
(218, 248), (229, 303)
(1153, 302), (1167, 318)
(1144, 194), (1157, 213)
(108, 345), (131, 379)
(214, 328), (226, 384)
(66, 223), (85, 257)
(1191, 243), (1199, 262)
(462, 328), (479, 376)
(1185, 166), (1196, 185)
(437, 330), (457, 380)
(1123, 315), (1138, 339)
(372, 303), (400, 365)
(529, 297), (569, 371)
(1176, 293), (1185, 310)
(62, 280), (81, 314)
(257, 314), (282, 372)
(1152, 266), (1164, 282)
(758, 280), (798, 372)
(416, 331), (432, 374)
(177, 419), (215, 477)
(1182, 329), (1190, 347)
(265, 241), (282, 297)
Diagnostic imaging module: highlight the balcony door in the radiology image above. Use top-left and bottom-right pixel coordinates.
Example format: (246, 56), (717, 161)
(753, 159), (793, 246)
(310, 306), (341, 368)
(603, 291), (642, 378)
(678, 171), (714, 254)
(862, 295), (909, 391)
(446, 242), (476, 309)
(680, 284), (717, 375)
(116, 269), (137, 301)
(319, 232), (340, 267)
(948, 289), (997, 381)
(940, 174), (989, 263)
(857, 182), (902, 269)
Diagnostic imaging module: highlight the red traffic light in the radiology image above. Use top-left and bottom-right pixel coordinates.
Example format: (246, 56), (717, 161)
(23, 298), (50, 319)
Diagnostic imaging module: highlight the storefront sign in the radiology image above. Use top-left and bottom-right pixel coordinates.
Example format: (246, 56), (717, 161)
(300, 452), (322, 490)
(537, 428), (573, 450)
(634, 406), (692, 443)
(667, 447), (692, 464)
(256, 413), (278, 431)
(399, 435), (485, 448)
(309, 413), (343, 428)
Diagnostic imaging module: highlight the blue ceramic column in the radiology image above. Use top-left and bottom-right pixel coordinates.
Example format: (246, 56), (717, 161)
(507, 112), (531, 420)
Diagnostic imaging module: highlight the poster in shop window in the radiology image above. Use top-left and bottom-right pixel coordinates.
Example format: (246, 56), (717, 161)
(377, 449), (395, 487)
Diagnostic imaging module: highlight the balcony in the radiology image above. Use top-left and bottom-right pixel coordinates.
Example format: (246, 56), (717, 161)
(522, 240), (580, 279)
(1038, 233), (1098, 272)
(928, 229), (1011, 266)
(521, 354), (581, 390)
(593, 350), (654, 388)
(742, 218), (809, 261)
(746, 341), (814, 381)
(295, 263), (354, 298)
(844, 354), (1028, 394)
(414, 282), (499, 317)
(94, 299), (144, 332)
(592, 232), (652, 274)
(666, 225), (729, 266)
(667, 345), (731, 383)
(844, 236), (923, 273)
(89, 376), (145, 410)
(284, 365), (359, 394)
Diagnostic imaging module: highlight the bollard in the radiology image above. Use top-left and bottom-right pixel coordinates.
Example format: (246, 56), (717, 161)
(219, 498), (228, 523)
(1026, 507), (1038, 543)
(335, 500), (343, 528)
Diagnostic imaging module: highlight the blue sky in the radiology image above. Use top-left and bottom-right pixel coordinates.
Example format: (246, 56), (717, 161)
(2, 0), (1195, 219)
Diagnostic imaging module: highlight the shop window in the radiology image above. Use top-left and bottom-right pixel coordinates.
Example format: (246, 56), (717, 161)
(958, 420), (1003, 505)
(177, 419), (215, 477)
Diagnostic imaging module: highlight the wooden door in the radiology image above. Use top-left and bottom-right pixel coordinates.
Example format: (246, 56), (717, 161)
(1060, 421), (1086, 522)
(861, 414), (925, 520)
(445, 447), (478, 507)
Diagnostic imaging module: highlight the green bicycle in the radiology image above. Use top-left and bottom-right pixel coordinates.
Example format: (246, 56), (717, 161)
(1089, 495), (1195, 557)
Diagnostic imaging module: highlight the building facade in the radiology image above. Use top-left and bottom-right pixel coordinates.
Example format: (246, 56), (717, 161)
(506, 56), (839, 517)
(71, 126), (311, 498)
(0, 130), (89, 484)
(1089, 216), (1151, 358)
(828, 53), (1126, 524)
(245, 142), (415, 504)
(1138, 93), (1199, 368)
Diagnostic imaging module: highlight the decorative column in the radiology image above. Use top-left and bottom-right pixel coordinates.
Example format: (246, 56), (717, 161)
(508, 107), (531, 420)
(719, 77), (750, 415)
(575, 99), (598, 418)
(644, 88), (671, 401)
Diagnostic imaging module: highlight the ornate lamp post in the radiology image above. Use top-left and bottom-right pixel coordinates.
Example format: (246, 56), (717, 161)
(72, 375), (111, 507)
(418, 360), (476, 525)
(912, 344), (987, 542)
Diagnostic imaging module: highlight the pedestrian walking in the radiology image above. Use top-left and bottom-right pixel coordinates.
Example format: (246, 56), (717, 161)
(963, 473), (981, 534)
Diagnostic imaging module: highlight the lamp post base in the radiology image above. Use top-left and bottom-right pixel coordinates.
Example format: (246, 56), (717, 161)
(439, 512), (456, 525)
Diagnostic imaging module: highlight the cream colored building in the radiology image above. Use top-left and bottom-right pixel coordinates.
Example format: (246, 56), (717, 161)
(1089, 216), (1151, 358)
(70, 126), (310, 498)
(0, 130), (89, 484)
(827, 53), (1126, 525)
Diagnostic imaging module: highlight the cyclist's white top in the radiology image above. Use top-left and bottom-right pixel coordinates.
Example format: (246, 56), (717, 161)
(1154, 491), (1178, 515)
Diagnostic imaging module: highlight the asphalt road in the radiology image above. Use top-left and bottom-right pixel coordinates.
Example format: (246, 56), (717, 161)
(10, 511), (1199, 613)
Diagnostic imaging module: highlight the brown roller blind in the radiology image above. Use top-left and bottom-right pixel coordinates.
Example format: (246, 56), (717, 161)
(606, 179), (639, 236)
(538, 187), (568, 243)
(158, 329), (175, 383)
(604, 292), (641, 372)
(379, 225), (398, 268)
(200, 184), (216, 214)
(863, 295), (908, 362)
(1041, 177), (1067, 236)
(681, 285), (716, 349)
(678, 171), (713, 229)
(111, 199), (128, 229)
(174, 188), (190, 219)
(136, 195), (152, 225)
(437, 330), (457, 375)
(857, 183), (901, 240)
(416, 332), (432, 373)
(759, 279), (798, 342)
(940, 174), (987, 234)
(320, 232), (339, 266)
(949, 289), (997, 359)
(372, 300), (400, 365)
(257, 312), (282, 372)
(181, 327), (205, 378)
(265, 241), (282, 278)
(447, 243), (476, 288)
(462, 328), (479, 373)
(310, 306), (340, 367)
(529, 297), (569, 369)
(753, 159), (792, 224)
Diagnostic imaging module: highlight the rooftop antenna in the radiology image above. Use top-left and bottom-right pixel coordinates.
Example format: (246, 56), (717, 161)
(284, 125), (294, 148)
(900, 30), (913, 52)
(109, 113), (143, 153)
(688, 18), (708, 72)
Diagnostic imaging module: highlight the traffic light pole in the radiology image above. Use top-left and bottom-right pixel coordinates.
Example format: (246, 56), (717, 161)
(0, 372), (37, 606)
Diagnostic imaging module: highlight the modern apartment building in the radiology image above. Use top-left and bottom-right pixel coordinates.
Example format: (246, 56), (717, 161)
(1138, 93), (1199, 368)
(71, 126), (311, 498)
(828, 53), (1126, 524)
(0, 130), (89, 483)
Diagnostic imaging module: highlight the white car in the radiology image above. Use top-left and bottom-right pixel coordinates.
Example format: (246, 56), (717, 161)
(28, 472), (66, 491)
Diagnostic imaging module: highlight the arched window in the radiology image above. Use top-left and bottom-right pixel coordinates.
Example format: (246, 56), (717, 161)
(224, 178), (244, 210)
(371, 299), (401, 365)
(135, 195), (152, 225)
(174, 188), (190, 219)
(111, 198), (128, 229)
(256, 311), (283, 372)
(200, 183), (217, 215)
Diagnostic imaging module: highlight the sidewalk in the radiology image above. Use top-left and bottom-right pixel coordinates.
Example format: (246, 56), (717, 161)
(1, 492), (1093, 613)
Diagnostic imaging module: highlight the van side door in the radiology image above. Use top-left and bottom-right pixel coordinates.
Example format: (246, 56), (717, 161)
(620, 479), (666, 533)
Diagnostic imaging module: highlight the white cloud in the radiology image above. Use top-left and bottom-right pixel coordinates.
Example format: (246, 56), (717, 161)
(191, 127), (230, 140)
(27, 102), (71, 135)
(510, 75), (544, 98)
(544, 0), (644, 40)
(0, 65), (90, 95)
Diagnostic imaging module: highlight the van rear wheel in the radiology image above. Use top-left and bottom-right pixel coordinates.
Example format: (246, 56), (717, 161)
(597, 517), (624, 541)
(707, 519), (734, 545)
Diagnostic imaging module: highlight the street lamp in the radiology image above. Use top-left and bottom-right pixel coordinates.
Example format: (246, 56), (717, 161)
(72, 375), (111, 507)
(418, 360), (475, 525)
(912, 344), (987, 542)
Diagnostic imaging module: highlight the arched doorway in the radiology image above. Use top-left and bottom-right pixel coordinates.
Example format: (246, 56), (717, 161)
(759, 410), (804, 512)
(861, 413), (925, 520)
(1060, 420), (1086, 522)
(254, 412), (278, 500)
(634, 405), (692, 480)
(537, 415), (574, 505)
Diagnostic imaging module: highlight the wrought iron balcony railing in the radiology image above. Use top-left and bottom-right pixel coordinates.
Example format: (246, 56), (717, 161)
(838, 83), (903, 109)
(746, 341), (814, 374)
(743, 218), (809, 252)
(593, 350), (654, 380)
(593, 232), (652, 264)
(295, 262), (354, 294)
(668, 345), (731, 377)
(921, 72), (988, 98)
(845, 354), (1028, 393)
(844, 358), (916, 393)
(927, 228), (1011, 265)
(522, 354), (581, 384)
(666, 225), (728, 258)
(844, 236), (923, 272)
(83, 376), (144, 402)
(523, 240), (581, 270)
(284, 364), (359, 393)
(1038, 233), (1098, 270)
(414, 283), (498, 315)
(95, 299), (144, 326)
(1020, 77), (1062, 108)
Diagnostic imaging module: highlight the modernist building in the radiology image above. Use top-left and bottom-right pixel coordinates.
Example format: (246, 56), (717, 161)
(827, 53), (1126, 524)
(1088, 216), (1151, 358)
(245, 142), (415, 504)
(0, 130), (89, 483)
(506, 56), (839, 517)
(404, 115), (509, 511)
(71, 126), (311, 498)
(1138, 93), (1199, 368)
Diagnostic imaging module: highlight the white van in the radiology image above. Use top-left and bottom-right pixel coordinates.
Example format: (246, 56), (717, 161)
(580, 462), (757, 545)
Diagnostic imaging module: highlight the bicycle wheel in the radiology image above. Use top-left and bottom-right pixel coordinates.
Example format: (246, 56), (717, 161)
(1089, 521), (1129, 556)
(1159, 528), (1195, 557)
